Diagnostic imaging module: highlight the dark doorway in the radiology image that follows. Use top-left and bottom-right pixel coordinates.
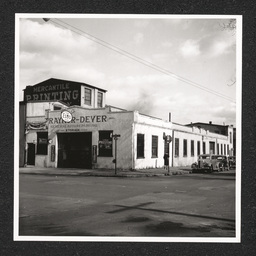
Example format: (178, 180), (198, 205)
(57, 132), (92, 168)
(209, 141), (215, 154)
(27, 143), (35, 165)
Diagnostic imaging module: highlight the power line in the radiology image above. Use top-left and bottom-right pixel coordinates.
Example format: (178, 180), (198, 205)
(49, 18), (236, 103)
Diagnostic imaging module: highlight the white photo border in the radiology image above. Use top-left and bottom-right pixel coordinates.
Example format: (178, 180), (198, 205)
(14, 13), (242, 243)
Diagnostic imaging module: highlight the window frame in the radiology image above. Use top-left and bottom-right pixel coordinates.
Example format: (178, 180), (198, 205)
(183, 139), (187, 157)
(98, 130), (113, 157)
(97, 91), (103, 108)
(36, 132), (48, 155)
(137, 133), (145, 159)
(203, 142), (206, 154)
(84, 87), (92, 106)
(191, 140), (194, 157)
(197, 141), (200, 156)
(174, 138), (179, 157)
(151, 135), (158, 158)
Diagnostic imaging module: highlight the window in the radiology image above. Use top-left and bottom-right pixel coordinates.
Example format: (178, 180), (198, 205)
(191, 140), (194, 156)
(227, 145), (229, 155)
(221, 144), (223, 155)
(224, 144), (226, 155)
(203, 142), (206, 154)
(53, 105), (61, 110)
(175, 138), (179, 157)
(151, 135), (158, 158)
(217, 143), (219, 155)
(98, 130), (113, 157)
(37, 132), (48, 155)
(137, 134), (144, 158)
(197, 141), (200, 155)
(230, 132), (232, 143)
(97, 92), (103, 108)
(183, 139), (187, 157)
(84, 88), (92, 105)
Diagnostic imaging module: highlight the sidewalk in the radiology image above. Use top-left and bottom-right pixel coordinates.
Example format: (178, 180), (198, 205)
(19, 166), (192, 177)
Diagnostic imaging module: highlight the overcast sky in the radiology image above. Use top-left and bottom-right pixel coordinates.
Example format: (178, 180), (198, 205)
(18, 15), (239, 125)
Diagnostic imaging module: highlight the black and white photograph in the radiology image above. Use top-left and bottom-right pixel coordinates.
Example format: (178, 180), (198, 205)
(14, 14), (242, 242)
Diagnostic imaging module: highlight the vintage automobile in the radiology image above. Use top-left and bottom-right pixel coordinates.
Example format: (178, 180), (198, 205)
(216, 155), (229, 171)
(228, 156), (236, 169)
(191, 154), (229, 173)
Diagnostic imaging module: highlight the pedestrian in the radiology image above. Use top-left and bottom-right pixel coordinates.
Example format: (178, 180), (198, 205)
(163, 153), (169, 170)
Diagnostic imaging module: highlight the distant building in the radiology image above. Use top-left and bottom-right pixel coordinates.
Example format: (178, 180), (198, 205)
(186, 122), (235, 156)
(19, 78), (235, 169)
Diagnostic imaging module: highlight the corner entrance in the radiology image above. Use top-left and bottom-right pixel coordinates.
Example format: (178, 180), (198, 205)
(57, 132), (92, 169)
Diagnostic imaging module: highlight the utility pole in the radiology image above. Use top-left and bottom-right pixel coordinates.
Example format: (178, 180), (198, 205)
(112, 134), (121, 175)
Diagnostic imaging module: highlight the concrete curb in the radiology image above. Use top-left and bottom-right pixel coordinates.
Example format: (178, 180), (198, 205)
(19, 168), (192, 178)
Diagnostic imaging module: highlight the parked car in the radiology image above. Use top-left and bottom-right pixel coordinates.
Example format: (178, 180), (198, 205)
(191, 154), (228, 173)
(228, 156), (236, 169)
(216, 155), (229, 171)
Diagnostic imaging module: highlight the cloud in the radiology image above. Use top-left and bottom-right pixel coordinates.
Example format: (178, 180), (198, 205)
(19, 19), (105, 100)
(133, 32), (144, 44)
(210, 39), (235, 57)
(20, 19), (96, 58)
(212, 104), (236, 125)
(180, 39), (201, 57)
(161, 41), (173, 48)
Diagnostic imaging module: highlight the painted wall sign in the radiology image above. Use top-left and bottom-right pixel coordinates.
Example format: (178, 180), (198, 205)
(24, 79), (81, 106)
(48, 115), (108, 125)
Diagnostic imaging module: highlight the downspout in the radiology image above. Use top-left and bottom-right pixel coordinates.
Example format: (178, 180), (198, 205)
(172, 130), (175, 167)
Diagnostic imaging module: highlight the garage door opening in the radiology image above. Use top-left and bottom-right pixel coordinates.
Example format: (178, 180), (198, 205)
(57, 132), (92, 169)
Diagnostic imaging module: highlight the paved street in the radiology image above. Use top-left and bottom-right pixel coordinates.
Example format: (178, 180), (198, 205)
(19, 172), (235, 237)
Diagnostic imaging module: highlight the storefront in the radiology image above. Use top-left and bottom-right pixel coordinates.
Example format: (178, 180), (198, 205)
(46, 106), (135, 169)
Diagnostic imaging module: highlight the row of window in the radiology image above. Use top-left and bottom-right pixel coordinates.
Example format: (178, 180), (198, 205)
(36, 132), (230, 159)
(84, 88), (103, 108)
(174, 139), (230, 157)
(137, 134), (168, 159)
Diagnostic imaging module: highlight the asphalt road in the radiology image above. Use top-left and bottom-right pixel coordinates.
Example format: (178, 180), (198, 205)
(19, 172), (235, 238)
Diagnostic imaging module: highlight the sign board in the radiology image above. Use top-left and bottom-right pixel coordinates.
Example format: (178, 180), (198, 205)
(92, 145), (97, 163)
(24, 79), (81, 106)
(51, 145), (55, 162)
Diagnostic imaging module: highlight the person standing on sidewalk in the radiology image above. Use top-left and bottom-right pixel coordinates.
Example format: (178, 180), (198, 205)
(163, 153), (169, 171)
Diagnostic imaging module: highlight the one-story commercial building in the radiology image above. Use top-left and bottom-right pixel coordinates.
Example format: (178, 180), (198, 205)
(19, 78), (235, 170)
